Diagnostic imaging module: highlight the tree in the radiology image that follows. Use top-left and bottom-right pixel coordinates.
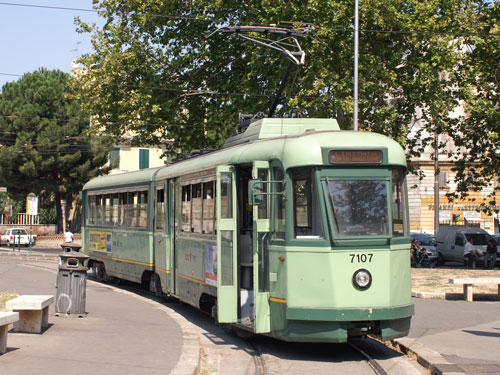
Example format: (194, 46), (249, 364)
(0, 68), (114, 232)
(75, 1), (499, 197)
(445, 2), (500, 209)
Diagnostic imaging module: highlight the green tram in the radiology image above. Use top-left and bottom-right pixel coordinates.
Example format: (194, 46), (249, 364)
(81, 117), (413, 342)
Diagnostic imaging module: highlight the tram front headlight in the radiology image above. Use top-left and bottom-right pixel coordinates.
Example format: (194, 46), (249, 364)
(353, 269), (372, 290)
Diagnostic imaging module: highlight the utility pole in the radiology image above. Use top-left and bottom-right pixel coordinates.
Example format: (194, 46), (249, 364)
(434, 131), (440, 234)
(353, 0), (359, 131)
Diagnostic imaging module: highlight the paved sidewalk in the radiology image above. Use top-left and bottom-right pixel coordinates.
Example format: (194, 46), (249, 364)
(395, 298), (500, 375)
(2, 248), (500, 375)
(0, 254), (199, 375)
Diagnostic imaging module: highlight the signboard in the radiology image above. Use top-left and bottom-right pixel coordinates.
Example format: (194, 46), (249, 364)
(0, 187), (7, 193)
(439, 211), (451, 221)
(27, 194), (38, 216)
(464, 211), (481, 222)
(328, 150), (383, 164)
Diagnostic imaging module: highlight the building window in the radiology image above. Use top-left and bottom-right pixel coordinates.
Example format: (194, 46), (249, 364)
(438, 171), (448, 189)
(139, 149), (149, 170)
(110, 147), (120, 169)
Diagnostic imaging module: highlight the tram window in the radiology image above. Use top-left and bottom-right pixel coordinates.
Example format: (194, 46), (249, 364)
(128, 192), (138, 227)
(112, 194), (119, 226)
(181, 185), (191, 232)
(220, 173), (232, 219)
(292, 169), (324, 239)
(192, 183), (202, 233)
(325, 180), (389, 237)
(272, 167), (286, 240)
(203, 181), (215, 234)
(88, 195), (96, 225)
(119, 193), (127, 226)
(392, 167), (409, 237)
(104, 195), (111, 225)
(156, 188), (166, 231)
(257, 169), (269, 220)
(138, 191), (148, 228)
(95, 195), (103, 225)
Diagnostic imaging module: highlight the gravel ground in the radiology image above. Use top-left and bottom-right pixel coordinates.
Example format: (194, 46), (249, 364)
(412, 267), (500, 293)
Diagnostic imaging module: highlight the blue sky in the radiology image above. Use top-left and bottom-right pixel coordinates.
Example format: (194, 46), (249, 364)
(0, 1), (102, 89)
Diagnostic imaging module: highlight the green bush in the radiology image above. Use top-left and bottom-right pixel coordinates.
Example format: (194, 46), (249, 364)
(38, 207), (57, 224)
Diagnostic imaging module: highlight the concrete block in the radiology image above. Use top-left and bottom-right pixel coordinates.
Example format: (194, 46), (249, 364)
(0, 312), (19, 354)
(6, 295), (54, 333)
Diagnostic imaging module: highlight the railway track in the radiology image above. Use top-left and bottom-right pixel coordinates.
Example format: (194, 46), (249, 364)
(348, 340), (388, 375)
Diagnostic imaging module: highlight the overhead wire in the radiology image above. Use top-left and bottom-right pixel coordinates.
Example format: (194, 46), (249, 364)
(0, 1), (499, 38)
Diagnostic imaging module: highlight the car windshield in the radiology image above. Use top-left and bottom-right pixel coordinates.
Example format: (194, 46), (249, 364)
(12, 230), (27, 235)
(325, 179), (389, 237)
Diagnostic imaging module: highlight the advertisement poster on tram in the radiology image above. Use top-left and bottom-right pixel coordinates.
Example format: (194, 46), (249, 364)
(205, 244), (217, 286)
(88, 231), (112, 256)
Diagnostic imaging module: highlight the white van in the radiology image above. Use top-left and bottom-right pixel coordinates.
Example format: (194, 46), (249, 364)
(435, 226), (492, 265)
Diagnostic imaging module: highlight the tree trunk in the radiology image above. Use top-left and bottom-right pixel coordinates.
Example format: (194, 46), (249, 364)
(55, 192), (63, 234)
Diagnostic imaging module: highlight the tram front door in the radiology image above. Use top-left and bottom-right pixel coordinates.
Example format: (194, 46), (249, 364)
(216, 166), (238, 322)
(251, 161), (271, 333)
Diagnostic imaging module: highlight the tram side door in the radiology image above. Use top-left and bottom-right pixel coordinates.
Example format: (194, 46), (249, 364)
(154, 182), (167, 293)
(216, 166), (238, 323)
(252, 161), (271, 333)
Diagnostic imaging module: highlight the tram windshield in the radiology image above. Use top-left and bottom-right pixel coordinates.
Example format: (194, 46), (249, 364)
(325, 179), (389, 237)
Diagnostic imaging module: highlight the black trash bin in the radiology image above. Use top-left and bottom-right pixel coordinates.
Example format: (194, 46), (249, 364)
(56, 251), (89, 317)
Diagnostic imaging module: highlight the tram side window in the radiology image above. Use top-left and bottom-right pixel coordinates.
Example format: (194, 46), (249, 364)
(88, 195), (96, 225)
(191, 183), (202, 233)
(203, 181), (215, 234)
(129, 192), (138, 227)
(272, 167), (286, 240)
(180, 179), (217, 235)
(112, 194), (119, 226)
(156, 188), (165, 231)
(392, 167), (409, 237)
(181, 185), (191, 232)
(292, 169), (324, 239)
(138, 191), (148, 228)
(95, 195), (103, 225)
(120, 193), (128, 226)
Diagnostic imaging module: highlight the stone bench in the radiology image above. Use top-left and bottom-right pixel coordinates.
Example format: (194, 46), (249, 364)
(6, 295), (54, 333)
(449, 278), (500, 302)
(0, 312), (19, 354)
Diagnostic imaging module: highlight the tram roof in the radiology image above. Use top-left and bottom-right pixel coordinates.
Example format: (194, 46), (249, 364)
(82, 118), (406, 191)
(82, 167), (162, 191)
(155, 119), (406, 180)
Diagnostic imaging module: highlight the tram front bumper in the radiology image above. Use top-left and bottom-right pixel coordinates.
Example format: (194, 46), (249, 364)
(276, 304), (414, 342)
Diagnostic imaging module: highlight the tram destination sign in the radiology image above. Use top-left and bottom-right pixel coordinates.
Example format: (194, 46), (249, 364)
(328, 150), (383, 164)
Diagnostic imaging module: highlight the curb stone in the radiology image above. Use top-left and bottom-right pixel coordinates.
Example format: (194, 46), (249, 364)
(412, 291), (446, 299)
(393, 338), (465, 375)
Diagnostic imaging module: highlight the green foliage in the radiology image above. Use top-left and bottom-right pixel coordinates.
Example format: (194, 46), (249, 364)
(0, 69), (114, 230)
(75, 1), (499, 199)
(38, 207), (57, 225)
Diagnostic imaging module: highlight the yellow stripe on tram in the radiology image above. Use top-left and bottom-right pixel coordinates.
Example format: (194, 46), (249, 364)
(270, 297), (287, 304)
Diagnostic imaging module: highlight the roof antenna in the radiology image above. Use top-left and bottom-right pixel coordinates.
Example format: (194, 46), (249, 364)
(219, 25), (309, 118)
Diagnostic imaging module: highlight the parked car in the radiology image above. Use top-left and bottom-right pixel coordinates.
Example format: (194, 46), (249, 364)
(0, 228), (36, 247)
(435, 226), (496, 266)
(410, 233), (438, 267)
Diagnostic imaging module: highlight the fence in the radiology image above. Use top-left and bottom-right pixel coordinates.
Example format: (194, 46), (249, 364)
(0, 213), (40, 225)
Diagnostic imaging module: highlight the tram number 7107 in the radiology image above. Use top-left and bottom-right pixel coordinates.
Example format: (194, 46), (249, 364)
(350, 253), (373, 263)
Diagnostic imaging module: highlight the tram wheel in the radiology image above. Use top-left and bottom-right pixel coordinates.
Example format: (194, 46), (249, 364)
(150, 273), (162, 297)
(95, 263), (107, 282)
